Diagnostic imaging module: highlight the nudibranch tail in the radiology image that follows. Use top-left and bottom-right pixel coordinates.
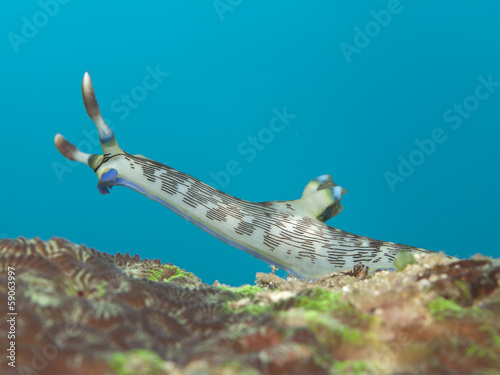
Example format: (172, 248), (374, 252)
(297, 174), (347, 222)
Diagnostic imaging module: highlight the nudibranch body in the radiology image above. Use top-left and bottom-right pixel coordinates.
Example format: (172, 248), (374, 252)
(55, 72), (444, 279)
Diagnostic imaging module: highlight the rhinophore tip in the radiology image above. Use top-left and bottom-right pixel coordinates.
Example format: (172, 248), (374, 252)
(54, 72), (123, 171)
(81, 72), (102, 122)
(81, 72), (120, 152)
(54, 133), (92, 165)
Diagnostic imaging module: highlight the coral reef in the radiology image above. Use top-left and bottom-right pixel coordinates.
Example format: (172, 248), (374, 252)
(0, 237), (499, 375)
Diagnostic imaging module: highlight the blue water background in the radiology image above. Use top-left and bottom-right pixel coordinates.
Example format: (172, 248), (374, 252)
(1, 1), (499, 285)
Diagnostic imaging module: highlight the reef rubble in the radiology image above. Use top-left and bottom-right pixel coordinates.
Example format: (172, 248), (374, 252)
(0, 237), (499, 375)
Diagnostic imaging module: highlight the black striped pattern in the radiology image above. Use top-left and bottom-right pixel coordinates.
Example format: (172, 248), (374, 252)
(116, 153), (435, 277)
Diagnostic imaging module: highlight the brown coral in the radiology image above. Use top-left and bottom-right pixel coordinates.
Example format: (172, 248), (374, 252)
(0, 237), (499, 375)
(417, 258), (500, 305)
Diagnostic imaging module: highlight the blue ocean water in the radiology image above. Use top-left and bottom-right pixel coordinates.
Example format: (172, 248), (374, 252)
(1, 1), (499, 286)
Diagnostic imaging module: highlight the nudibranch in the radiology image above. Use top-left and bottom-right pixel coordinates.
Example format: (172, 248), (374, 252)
(55, 72), (445, 279)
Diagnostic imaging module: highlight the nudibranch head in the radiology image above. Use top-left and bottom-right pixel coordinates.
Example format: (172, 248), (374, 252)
(93, 154), (139, 195)
(54, 72), (130, 194)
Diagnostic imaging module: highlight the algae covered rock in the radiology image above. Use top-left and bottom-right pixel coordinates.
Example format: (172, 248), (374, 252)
(0, 237), (499, 374)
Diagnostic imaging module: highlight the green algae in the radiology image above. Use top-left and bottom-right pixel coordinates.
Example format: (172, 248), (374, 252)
(427, 297), (463, 315)
(478, 371), (500, 375)
(281, 288), (374, 344)
(493, 333), (500, 347)
(292, 288), (349, 312)
(235, 300), (270, 315)
(148, 269), (163, 281)
(220, 361), (261, 375)
(281, 309), (364, 346)
(230, 287), (353, 316)
(109, 349), (164, 375)
(218, 284), (266, 297)
(95, 282), (107, 297)
(320, 317), (363, 346)
(148, 264), (196, 283)
(473, 325), (500, 355)
(465, 342), (498, 360)
(393, 250), (416, 271)
(428, 296), (482, 320)
(330, 359), (380, 375)
(66, 280), (107, 299)
(454, 279), (472, 301)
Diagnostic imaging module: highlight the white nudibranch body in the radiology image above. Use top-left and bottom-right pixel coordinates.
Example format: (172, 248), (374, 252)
(55, 72), (447, 279)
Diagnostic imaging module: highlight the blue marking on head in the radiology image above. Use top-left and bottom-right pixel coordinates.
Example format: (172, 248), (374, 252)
(97, 182), (110, 195)
(315, 174), (331, 183)
(101, 168), (118, 182)
(332, 186), (342, 202)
